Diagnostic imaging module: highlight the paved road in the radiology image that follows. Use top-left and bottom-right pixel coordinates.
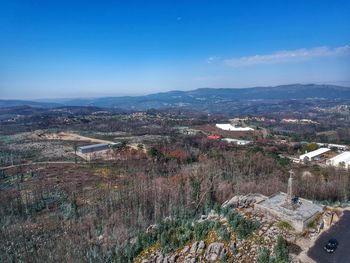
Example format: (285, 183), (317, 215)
(308, 211), (350, 263)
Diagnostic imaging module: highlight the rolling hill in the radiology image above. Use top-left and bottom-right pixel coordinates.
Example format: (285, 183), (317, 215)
(1, 84), (350, 113)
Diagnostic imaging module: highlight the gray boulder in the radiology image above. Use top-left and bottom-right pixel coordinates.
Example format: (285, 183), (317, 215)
(204, 242), (224, 261)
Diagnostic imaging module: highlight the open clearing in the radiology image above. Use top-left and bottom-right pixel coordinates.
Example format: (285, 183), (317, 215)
(37, 131), (114, 144)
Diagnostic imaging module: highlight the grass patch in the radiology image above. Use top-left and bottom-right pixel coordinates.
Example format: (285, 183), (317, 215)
(277, 221), (294, 231)
(226, 210), (260, 239)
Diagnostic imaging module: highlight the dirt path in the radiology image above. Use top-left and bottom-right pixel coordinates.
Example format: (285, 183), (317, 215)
(40, 132), (114, 144)
(296, 238), (318, 263)
(0, 161), (78, 170)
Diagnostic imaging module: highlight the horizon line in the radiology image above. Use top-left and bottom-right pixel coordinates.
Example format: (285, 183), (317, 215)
(2, 82), (350, 101)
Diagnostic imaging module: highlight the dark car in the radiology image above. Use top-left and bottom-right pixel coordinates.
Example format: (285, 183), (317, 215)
(324, 238), (338, 253)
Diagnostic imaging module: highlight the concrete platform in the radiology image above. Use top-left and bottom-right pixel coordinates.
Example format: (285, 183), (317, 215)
(255, 192), (323, 232)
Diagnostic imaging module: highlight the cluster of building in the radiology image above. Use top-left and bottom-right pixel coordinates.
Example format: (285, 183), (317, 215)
(204, 123), (255, 146)
(299, 146), (350, 169)
(174, 126), (201, 136)
(281, 118), (319, 124)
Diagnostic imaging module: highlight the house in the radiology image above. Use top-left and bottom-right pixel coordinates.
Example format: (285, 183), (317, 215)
(299, 147), (331, 162)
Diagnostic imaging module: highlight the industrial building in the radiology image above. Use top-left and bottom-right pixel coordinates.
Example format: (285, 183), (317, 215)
(222, 138), (251, 145)
(326, 151), (350, 169)
(316, 143), (348, 151)
(299, 147), (330, 162)
(216, 123), (254, 131)
(78, 143), (111, 154)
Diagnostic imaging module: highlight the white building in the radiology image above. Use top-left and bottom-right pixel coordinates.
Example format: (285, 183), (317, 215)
(326, 151), (350, 169)
(316, 143), (348, 151)
(78, 143), (120, 154)
(216, 123), (254, 131)
(299, 148), (331, 162)
(222, 138), (251, 145)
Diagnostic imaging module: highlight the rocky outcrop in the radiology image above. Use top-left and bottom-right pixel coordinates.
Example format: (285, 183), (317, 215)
(197, 240), (205, 254)
(138, 194), (308, 263)
(222, 193), (266, 209)
(141, 253), (178, 263)
(204, 242), (226, 261)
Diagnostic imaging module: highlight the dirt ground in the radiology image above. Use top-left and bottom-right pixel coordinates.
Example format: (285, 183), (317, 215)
(36, 131), (113, 144)
(1, 131), (147, 164)
(36, 131), (147, 161)
(38, 132), (145, 151)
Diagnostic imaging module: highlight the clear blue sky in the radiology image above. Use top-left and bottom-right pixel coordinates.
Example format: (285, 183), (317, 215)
(1, 0), (350, 99)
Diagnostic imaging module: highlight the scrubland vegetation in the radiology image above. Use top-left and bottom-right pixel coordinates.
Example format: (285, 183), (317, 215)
(1, 135), (349, 262)
(0, 107), (350, 262)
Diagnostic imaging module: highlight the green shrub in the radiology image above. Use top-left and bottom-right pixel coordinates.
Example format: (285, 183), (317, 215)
(257, 247), (270, 263)
(114, 205), (259, 261)
(271, 235), (289, 263)
(216, 224), (231, 241)
(194, 220), (213, 241)
(220, 252), (229, 262)
(226, 210), (259, 239)
(277, 221), (294, 231)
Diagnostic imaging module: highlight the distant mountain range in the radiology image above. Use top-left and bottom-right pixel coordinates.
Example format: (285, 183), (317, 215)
(0, 100), (61, 108)
(1, 84), (350, 113)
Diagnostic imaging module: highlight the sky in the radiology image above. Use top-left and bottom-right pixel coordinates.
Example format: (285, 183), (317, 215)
(1, 0), (350, 99)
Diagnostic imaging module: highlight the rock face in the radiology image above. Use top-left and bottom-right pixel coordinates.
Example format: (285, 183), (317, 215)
(139, 223), (290, 263)
(190, 241), (198, 254)
(222, 194), (265, 209)
(141, 253), (178, 263)
(138, 194), (307, 263)
(197, 240), (205, 254)
(204, 242), (225, 261)
(180, 245), (190, 256)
